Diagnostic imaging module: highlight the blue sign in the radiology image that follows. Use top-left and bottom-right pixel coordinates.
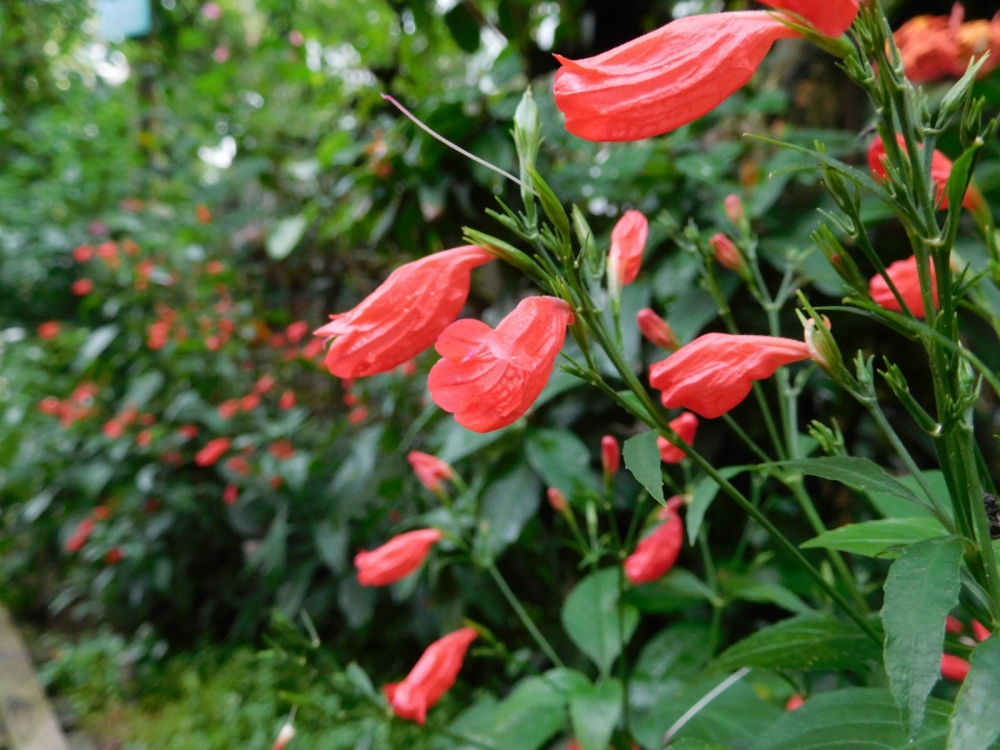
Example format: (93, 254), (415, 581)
(97, 0), (152, 40)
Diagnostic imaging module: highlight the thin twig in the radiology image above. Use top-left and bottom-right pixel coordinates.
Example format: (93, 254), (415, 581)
(662, 667), (751, 746)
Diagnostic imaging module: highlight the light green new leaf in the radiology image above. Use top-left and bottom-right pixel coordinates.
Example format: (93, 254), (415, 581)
(623, 431), (664, 503)
(569, 679), (623, 750)
(561, 568), (638, 674)
(778, 457), (925, 508)
(712, 613), (881, 673)
(882, 536), (963, 736)
(947, 636), (1000, 750)
(801, 517), (948, 558)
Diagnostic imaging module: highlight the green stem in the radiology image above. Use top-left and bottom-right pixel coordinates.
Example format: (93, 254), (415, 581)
(487, 564), (565, 668)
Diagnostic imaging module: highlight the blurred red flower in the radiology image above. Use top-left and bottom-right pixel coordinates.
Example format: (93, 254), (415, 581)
(657, 412), (700, 463)
(196, 437), (232, 466)
(869, 256), (938, 318)
(383, 627), (478, 724)
(608, 210), (648, 289)
(407, 451), (454, 492)
(355, 528), (444, 587)
(73, 279), (94, 296)
(38, 321), (61, 340)
(624, 497), (685, 584)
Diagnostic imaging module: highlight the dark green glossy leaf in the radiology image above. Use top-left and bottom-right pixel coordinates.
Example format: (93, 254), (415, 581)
(561, 568), (638, 674)
(778, 457), (925, 508)
(947, 636), (1000, 750)
(623, 431), (664, 503)
(525, 427), (599, 497)
(569, 679), (623, 750)
(801, 517), (948, 557)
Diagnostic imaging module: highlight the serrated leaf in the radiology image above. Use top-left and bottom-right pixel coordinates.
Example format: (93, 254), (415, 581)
(778, 457), (925, 508)
(750, 688), (954, 750)
(561, 568), (638, 674)
(712, 613), (881, 673)
(947, 636), (1000, 750)
(569, 679), (623, 750)
(882, 536), (963, 735)
(801, 517), (948, 557)
(623, 431), (664, 503)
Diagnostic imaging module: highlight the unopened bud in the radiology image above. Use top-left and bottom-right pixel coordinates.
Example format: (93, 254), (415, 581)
(709, 233), (745, 274)
(637, 308), (680, 351)
(724, 194), (745, 225)
(803, 316), (841, 374)
(547, 487), (568, 514)
(601, 435), (620, 477)
(273, 723), (296, 750)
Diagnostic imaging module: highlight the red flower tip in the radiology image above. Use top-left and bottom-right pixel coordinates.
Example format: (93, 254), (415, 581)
(724, 194), (746, 224)
(868, 135), (984, 212)
(65, 518), (95, 553)
(941, 653), (971, 682)
(972, 619), (991, 642)
(72, 278), (94, 296)
(407, 451), (455, 492)
(254, 374), (277, 394)
(785, 695), (805, 711)
(355, 528), (445, 587)
(608, 210), (649, 290)
(945, 615), (964, 634)
(710, 233), (744, 273)
(869, 256), (938, 319)
(637, 308), (680, 351)
(223, 484), (239, 504)
(657, 412), (699, 464)
(317, 246), (493, 378)
(554, 12), (798, 141)
(105, 547), (124, 565)
(196, 437), (232, 466)
(428, 296), (574, 433)
(73, 244), (95, 262)
(601, 435), (620, 477)
(279, 390), (297, 410)
(38, 321), (61, 340)
(384, 627), (478, 724)
(650, 333), (811, 418)
(547, 487), (568, 513)
(624, 497), (685, 584)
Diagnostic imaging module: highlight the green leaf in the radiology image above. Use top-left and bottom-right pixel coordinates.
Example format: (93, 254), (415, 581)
(625, 569), (721, 613)
(569, 679), (623, 750)
(801, 517), (948, 557)
(478, 460), (541, 557)
(723, 575), (811, 614)
(121, 370), (164, 408)
(444, 2), (480, 52)
(778, 457), (925, 508)
(623, 431), (664, 503)
(561, 568), (639, 674)
(525, 427), (599, 496)
(750, 688), (954, 750)
(687, 466), (745, 544)
(313, 519), (349, 574)
(670, 742), (733, 750)
(74, 324), (119, 372)
(947, 636), (1000, 750)
(633, 621), (713, 681)
(450, 674), (567, 750)
(345, 661), (379, 700)
(712, 613), (882, 673)
(882, 536), (963, 735)
(869, 470), (952, 519)
(266, 214), (308, 259)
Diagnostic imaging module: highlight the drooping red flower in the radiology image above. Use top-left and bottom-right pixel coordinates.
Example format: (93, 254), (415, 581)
(608, 210), (648, 289)
(355, 528), (445, 587)
(941, 653), (971, 681)
(384, 627), (478, 724)
(407, 451), (455, 493)
(428, 297), (574, 433)
(624, 497), (685, 584)
(554, 13), (800, 142)
(315, 246), (493, 378)
(601, 435), (620, 477)
(196, 437), (232, 466)
(868, 135), (985, 212)
(65, 518), (95, 553)
(650, 333), (812, 418)
(657, 412), (700, 463)
(869, 256), (938, 318)
(637, 308), (680, 351)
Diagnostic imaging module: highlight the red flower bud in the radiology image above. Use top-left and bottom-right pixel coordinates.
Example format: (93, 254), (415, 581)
(941, 653), (971, 682)
(608, 210), (649, 290)
(657, 412), (699, 463)
(272, 723), (296, 750)
(72, 279), (94, 296)
(65, 518), (95, 553)
(254, 375), (277, 394)
(724, 194), (745, 224)
(973, 620), (991, 642)
(38, 321), (61, 340)
(869, 256), (938, 319)
(355, 529), (444, 587)
(223, 484), (239, 504)
(710, 233), (744, 273)
(547, 487), (568, 513)
(279, 390), (297, 410)
(407, 451), (455, 492)
(196, 437), (232, 466)
(637, 308), (679, 351)
(601, 435), (620, 477)
(624, 497), (685, 584)
(785, 695), (805, 711)
(383, 627), (478, 724)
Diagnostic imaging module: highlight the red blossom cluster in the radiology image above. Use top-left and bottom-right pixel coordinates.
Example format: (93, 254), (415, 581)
(37, 383), (100, 427)
(895, 3), (1000, 83)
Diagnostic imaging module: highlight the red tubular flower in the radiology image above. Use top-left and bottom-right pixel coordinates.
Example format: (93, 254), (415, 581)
(428, 297), (574, 433)
(657, 412), (700, 464)
(650, 333), (812, 418)
(868, 135), (985, 212)
(869, 256), (938, 318)
(65, 518), (95, 553)
(547, 487), (569, 513)
(315, 246), (493, 378)
(196, 437), (232, 466)
(407, 451), (455, 492)
(384, 627), (478, 724)
(601, 435), (621, 477)
(554, 13), (800, 142)
(973, 620), (991, 642)
(624, 497), (685, 584)
(608, 210), (649, 289)
(637, 308), (680, 351)
(355, 528), (445, 587)
(946, 615), (964, 634)
(941, 653), (971, 682)
(710, 233), (745, 273)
